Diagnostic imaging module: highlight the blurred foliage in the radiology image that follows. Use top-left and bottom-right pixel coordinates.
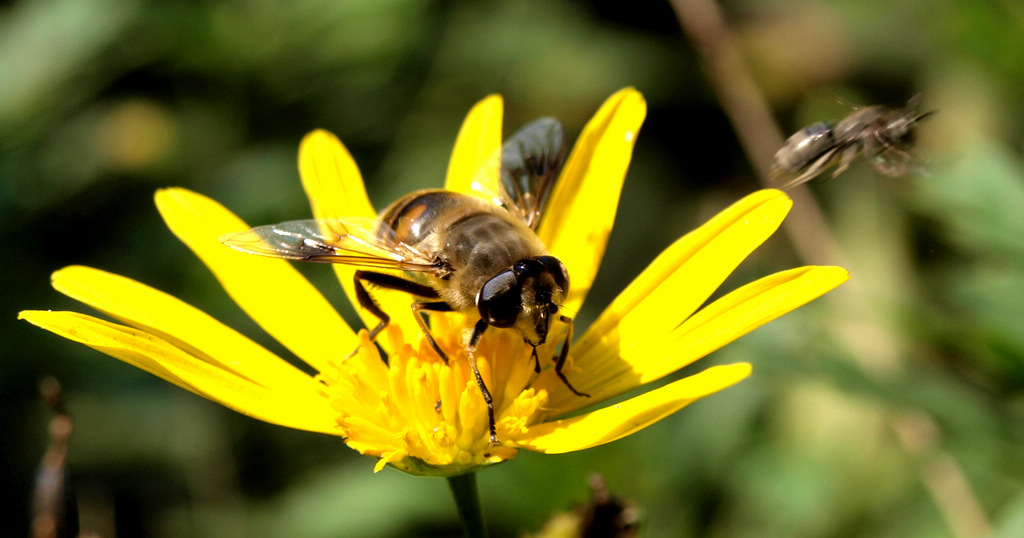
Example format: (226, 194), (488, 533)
(4, 0), (1024, 536)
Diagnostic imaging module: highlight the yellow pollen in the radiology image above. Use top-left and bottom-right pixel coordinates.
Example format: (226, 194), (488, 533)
(316, 321), (550, 475)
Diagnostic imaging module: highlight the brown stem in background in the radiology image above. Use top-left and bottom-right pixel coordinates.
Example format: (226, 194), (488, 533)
(32, 377), (78, 538)
(892, 412), (993, 538)
(669, 0), (844, 266)
(667, 0), (990, 536)
(669, 0), (903, 376)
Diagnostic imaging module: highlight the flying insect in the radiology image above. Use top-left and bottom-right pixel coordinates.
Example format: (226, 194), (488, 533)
(221, 118), (588, 444)
(771, 96), (935, 189)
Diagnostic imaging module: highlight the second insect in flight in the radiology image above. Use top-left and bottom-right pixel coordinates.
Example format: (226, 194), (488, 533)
(221, 118), (588, 445)
(771, 96), (935, 189)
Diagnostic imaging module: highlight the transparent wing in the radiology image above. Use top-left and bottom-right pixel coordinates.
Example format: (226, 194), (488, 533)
(770, 146), (842, 190)
(220, 217), (440, 272)
(470, 117), (568, 229)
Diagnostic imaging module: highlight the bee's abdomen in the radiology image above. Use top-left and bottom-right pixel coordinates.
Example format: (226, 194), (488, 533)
(775, 122), (835, 171)
(379, 190), (465, 247)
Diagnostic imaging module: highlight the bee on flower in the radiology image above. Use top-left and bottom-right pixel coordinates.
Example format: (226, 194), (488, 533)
(220, 117), (585, 447)
(20, 88), (848, 477)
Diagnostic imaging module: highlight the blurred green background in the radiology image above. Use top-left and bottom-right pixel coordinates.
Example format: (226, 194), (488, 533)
(4, 0), (1024, 536)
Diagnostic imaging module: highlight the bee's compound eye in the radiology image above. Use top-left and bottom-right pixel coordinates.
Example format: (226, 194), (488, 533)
(534, 255), (568, 291)
(513, 259), (538, 277)
(477, 270), (520, 328)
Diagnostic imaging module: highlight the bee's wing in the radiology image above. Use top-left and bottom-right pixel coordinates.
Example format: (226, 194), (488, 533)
(770, 146), (842, 190)
(470, 117), (568, 230)
(220, 217), (440, 272)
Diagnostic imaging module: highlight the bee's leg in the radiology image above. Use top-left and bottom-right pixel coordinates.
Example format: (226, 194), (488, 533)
(875, 147), (913, 176)
(553, 315), (590, 398)
(869, 131), (913, 176)
(410, 301), (453, 363)
(352, 270), (440, 358)
(467, 320), (498, 445)
(829, 144), (860, 179)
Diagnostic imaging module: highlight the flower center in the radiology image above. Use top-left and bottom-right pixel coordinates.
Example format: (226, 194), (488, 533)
(315, 314), (550, 475)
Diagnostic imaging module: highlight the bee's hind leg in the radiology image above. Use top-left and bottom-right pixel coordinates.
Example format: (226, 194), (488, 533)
(350, 270), (441, 361)
(829, 145), (860, 180)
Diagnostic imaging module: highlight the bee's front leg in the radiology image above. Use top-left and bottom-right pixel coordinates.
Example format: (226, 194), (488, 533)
(553, 315), (590, 398)
(467, 320), (498, 445)
(410, 301), (453, 363)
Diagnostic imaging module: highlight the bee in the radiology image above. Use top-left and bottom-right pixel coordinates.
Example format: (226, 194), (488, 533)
(221, 118), (589, 444)
(771, 96), (935, 189)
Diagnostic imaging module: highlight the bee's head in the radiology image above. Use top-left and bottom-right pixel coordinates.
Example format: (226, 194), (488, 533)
(476, 255), (569, 346)
(885, 108), (936, 144)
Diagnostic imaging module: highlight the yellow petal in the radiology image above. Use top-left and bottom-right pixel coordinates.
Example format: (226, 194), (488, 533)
(574, 188), (791, 357)
(554, 265), (848, 412)
(551, 190), (786, 404)
(155, 188), (355, 371)
(49, 265), (313, 394)
(298, 129), (376, 220)
(445, 95), (503, 196)
(18, 310), (340, 434)
(517, 363), (752, 454)
(538, 88), (646, 313)
(661, 265), (849, 369)
(296, 130), (419, 345)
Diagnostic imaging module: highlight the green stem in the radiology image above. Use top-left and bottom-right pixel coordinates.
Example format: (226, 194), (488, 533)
(447, 473), (488, 538)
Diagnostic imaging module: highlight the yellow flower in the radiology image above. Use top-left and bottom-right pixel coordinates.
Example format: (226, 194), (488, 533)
(20, 88), (848, 476)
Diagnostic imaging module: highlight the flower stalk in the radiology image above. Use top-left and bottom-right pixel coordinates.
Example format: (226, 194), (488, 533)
(448, 473), (488, 538)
